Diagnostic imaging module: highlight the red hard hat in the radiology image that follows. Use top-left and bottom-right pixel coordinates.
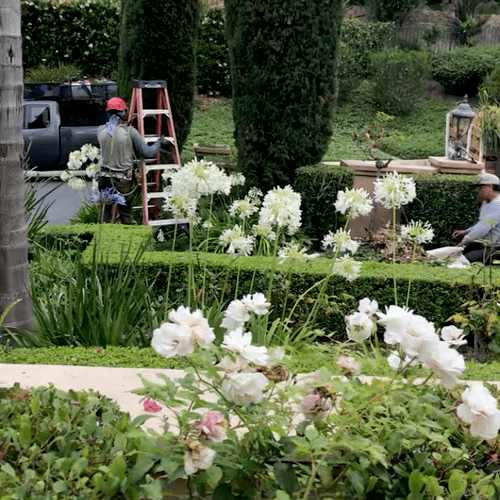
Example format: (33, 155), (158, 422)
(106, 97), (128, 112)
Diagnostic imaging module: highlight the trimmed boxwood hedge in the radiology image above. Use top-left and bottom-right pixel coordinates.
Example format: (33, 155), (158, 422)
(294, 164), (355, 247)
(403, 174), (477, 246)
(35, 224), (493, 340)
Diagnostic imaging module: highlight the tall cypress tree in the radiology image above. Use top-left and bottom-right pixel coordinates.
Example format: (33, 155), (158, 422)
(118, 0), (200, 151)
(225, 0), (343, 192)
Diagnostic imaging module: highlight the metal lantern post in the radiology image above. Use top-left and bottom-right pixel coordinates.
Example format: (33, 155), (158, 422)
(445, 96), (476, 161)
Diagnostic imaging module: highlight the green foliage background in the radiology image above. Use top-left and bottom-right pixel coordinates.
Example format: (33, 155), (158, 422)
(21, 0), (120, 77)
(225, 0), (344, 192)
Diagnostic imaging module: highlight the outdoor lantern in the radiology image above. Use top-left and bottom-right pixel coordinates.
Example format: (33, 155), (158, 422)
(445, 95), (476, 160)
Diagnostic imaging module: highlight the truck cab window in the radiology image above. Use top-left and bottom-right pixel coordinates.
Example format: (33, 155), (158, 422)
(26, 106), (50, 129)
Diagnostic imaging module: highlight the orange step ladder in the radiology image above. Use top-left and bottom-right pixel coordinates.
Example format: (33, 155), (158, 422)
(128, 79), (187, 226)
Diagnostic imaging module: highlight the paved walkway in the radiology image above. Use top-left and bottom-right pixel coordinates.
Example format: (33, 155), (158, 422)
(2, 364), (498, 435)
(0, 364), (185, 432)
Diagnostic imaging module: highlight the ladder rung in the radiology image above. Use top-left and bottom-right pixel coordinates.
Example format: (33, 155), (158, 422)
(148, 219), (190, 227)
(147, 192), (169, 199)
(142, 109), (170, 117)
(145, 163), (180, 173)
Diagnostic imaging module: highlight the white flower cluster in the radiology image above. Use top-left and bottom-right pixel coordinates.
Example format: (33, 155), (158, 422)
(61, 143), (101, 190)
(219, 225), (255, 256)
(345, 298), (500, 440)
(258, 185), (302, 235)
(400, 220), (434, 245)
(377, 304), (466, 389)
(220, 185), (302, 257)
(334, 188), (373, 218)
(151, 295), (277, 474)
(373, 172), (416, 209)
(322, 229), (359, 255)
(161, 158), (241, 219)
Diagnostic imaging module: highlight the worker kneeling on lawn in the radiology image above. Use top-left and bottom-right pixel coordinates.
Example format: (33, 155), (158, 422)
(453, 173), (500, 264)
(97, 97), (170, 224)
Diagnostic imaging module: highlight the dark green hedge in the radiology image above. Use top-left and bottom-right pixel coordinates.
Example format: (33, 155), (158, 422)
(403, 174), (477, 246)
(36, 224), (487, 341)
(225, 0), (343, 192)
(294, 164), (355, 246)
(197, 9), (231, 96)
(21, 0), (120, 77)
(430, 45), (500, 96)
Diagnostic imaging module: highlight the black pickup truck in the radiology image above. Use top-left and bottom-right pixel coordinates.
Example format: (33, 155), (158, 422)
(23, 81), (117, 169)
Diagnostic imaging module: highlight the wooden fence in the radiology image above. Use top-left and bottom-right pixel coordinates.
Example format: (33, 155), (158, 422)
(393, 25), (500, 52)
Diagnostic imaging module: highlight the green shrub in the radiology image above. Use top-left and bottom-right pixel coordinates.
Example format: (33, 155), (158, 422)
(337, 20), (395, 101)
(225, 0), (343, 192)
(33, 224), (483, 341)
(431, 45), (500, 96)
(118, 0), (200, 151)
(197, 9), (231, 96)
(294, 164), (355, 246)
(370, 49), (430, 116)
(0, 384), (161, 498)
(403, 174), (477, 246)
(21, 0), (120, 77)
(482, 66), (500, 103)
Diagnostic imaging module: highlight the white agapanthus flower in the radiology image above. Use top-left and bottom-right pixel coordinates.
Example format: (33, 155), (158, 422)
(322, 229), (359, 254)
(457, 383), (500, 440)
(229, 172), (245, 186)
(334, 188), (373, 218)
(229, 195), (261, 218)
(163, 191), (198, 218)
(345, 311), (373, 342)
(172, 158), (233, 197)
(81, 143), (100, 162)
(67, 150), (84, 170)
(258, 185), (302, 235)
(67, 176), (87, 190)
(219, 225), (255, 255)
(251, 224), (276, 241)
(373, 172), (416, 209)
(86, 162), (100, 177)
(333, 256), (362, 281)
(440, 325), (468, 347)
(400, 220), (434, 244)
(221, 371), (269, 404)
(221, 328), (271, 366)
(278, 243), (311, 264)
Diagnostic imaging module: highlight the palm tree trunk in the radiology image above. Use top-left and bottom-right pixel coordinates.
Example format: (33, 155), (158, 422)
(0, 0), (35, 332)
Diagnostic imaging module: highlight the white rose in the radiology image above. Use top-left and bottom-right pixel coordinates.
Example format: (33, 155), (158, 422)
(184, 441), (216, 475)
(221, 372), (269, 404)
(151, 323), (195, 358)
(457, 384), (500, 440)
(345, 311), (373, 342)
(221, 328), (271, 366)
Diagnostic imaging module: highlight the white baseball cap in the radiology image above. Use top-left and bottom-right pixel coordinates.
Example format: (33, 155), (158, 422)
(476, 173), (500, 186)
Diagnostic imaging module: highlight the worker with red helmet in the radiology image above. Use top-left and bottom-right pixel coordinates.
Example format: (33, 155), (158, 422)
(97, 97), (169, 223)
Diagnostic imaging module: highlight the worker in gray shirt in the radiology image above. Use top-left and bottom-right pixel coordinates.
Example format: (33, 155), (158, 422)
(453, 173), (500, 263)
(97, 97), (170, 224)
